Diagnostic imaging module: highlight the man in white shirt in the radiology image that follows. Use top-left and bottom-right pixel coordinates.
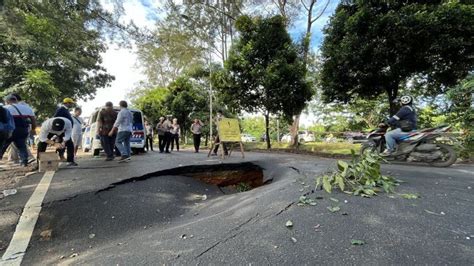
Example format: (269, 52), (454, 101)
(109, 100), (133, 162)
(71, 107), (84, 156)
(37, 117), (77, 166)
(0, 94), (36, 166)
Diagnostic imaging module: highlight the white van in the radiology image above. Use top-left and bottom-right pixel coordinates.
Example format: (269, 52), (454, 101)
(82, 107), (146, 156)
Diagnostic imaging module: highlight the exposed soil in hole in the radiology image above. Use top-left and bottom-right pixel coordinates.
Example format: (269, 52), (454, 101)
(97, 162), (268, 194)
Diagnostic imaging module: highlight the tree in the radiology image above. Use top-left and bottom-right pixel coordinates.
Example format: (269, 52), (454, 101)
(214, 15), (312, 149)
(0, 0), (121, 117)
(446, 75), (474, 160)
(320, 0), (474, 115)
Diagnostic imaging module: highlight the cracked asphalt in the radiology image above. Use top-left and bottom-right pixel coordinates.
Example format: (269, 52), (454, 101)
(0, 150), (473, 265)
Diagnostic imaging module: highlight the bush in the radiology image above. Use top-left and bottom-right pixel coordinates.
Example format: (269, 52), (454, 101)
(316, 150), (398, 197)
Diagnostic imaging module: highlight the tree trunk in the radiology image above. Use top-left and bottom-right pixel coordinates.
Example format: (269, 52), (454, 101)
(290, 115), (300, 147)
(386, 85), (399, 116)
(265, 113), (271, 149)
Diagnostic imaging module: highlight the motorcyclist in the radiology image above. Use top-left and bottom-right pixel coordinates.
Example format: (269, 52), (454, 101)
(381, 95), (417, 156)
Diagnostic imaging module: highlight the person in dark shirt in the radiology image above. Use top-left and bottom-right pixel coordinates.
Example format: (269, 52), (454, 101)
(53, 98), (75, 160)
(382, 95), (417, 156)
(54, 98), (75, 125)
(97, 102), (118, 161)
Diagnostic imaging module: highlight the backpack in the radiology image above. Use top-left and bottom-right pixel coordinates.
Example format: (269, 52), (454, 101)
(0, 106), (8, 124)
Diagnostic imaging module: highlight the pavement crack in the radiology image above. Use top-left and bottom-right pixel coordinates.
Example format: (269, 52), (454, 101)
(289, 166), (301, 174)
(195, 213), (260, 259)
(42, 194), (78, 207)
(275, 202), (296, 216)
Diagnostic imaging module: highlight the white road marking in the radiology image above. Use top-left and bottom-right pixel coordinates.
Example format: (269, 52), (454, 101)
(1, 171), (55, 266)
(455, 169), (473, 175)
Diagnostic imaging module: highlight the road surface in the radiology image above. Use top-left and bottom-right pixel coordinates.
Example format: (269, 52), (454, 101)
(1, 151), (473, 265)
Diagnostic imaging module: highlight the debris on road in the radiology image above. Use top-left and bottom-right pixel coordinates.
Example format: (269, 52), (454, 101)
(327, 206), (341, 213)
(40, 229), (52, 241)
(351, 239), (365, 245)
(298, 195), (317, 206)
(89, 233), (96, 239)
(2, 189), (17, 197)
(400, 193), (420, 199)
(195, 194), (207, 201)
(424, 209), (446, 216)
(70, 253), (79, 258)
(330, 197), (339, 202)
(285, 220), (293, 228)
(291, 237), (297, 243)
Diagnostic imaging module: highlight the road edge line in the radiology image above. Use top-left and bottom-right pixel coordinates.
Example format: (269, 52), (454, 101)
(0, 171), (55, 266)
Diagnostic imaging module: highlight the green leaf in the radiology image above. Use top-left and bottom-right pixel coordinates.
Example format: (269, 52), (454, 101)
(400, 193), (420, 199)
(329, 197), (339, 203)
(327, 206), (341, 213)
(322, 176), (332, 193)
(351, 239), (365, 245)
(335, 174), (345, 191)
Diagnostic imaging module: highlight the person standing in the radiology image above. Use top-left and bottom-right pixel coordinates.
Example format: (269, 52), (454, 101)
(170, 118), (181, 152)
(110, 101), (133, 162)
(37, 117), (77, 166)
(155, 117), (166, 153)
(191, 118), (203, 153)
(0, 104), (15, 155)
(97, 102), (118, 161)
(71, 107), (84, 156)
(163, 115), (172, 153)
(212, 110), (228, 156)
(0, 95), (37, 166)
(54, 98), (75, 160)
(145, 121), (154, 151)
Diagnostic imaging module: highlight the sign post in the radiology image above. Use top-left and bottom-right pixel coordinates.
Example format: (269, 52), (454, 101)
(208, 118), (245, 159)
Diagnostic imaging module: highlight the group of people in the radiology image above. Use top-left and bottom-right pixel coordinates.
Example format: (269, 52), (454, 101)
(0, 94), (137, 167)
(0, 95), (83, 167)
(144, 116), (204, 154)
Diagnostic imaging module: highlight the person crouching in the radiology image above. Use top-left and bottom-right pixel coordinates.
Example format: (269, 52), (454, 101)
(37, 117), (78, 166)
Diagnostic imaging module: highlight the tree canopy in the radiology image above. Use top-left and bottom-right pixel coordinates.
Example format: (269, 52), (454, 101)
(0, 0), (121, 117)
(213, 15), (312, 148)
(319, 0), (474, 114)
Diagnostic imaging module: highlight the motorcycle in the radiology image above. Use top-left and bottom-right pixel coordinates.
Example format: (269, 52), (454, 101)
(361, 124), (457, 167)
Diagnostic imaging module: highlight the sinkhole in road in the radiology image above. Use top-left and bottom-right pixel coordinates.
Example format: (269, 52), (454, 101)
(100, 162), (269, 193)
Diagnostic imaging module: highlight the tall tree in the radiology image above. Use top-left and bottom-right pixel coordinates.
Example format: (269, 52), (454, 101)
(289, 0), (330, 147)
(214, 15), (312, 149)
(0, 0), (122, 117)
(320, 0), (474, 115)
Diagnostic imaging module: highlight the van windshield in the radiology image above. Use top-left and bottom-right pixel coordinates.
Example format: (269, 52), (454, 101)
(132, 111), (142, 124)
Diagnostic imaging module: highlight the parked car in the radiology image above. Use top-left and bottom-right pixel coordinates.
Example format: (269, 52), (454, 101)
(281, 131), (315, 143)
(241, 133), (257, 142)
(82, 106), (146, 156)
(343, 132), (367, 143)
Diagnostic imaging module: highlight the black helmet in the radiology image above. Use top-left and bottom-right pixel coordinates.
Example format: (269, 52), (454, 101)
(52, 118), (65, 131)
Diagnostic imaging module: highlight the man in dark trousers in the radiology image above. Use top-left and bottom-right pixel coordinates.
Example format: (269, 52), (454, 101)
(97, 102), (118, 161)
(155, 117), (166, 153)
(37, 117), (77, 166)
(0, 95), (36, 166)
(191, 118), (204, 153)
(163, 115), (172, 153)
(211, 110), (228, 156)
(54, 98), (75, 160)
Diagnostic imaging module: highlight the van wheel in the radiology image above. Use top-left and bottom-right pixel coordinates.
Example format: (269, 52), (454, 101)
(93, 149), (100, 156)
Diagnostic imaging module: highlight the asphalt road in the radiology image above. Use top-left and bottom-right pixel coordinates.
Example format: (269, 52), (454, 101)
(1, 150), (473, 265)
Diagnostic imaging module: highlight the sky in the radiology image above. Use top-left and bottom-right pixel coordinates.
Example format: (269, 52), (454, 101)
(78, 0), (339, 126)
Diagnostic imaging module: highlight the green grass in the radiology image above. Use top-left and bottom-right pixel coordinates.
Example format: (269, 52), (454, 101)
(178, 141), (360, 157)
(243, 141), (361, 156)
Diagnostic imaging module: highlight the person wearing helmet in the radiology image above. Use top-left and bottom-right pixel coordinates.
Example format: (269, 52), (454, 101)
(381, 95), (417, 156)
(36, 117), (77, 166)
(54, 98), (75, 125)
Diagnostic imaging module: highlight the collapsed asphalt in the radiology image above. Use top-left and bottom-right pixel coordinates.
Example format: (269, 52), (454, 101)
(1, 151), (473, 265)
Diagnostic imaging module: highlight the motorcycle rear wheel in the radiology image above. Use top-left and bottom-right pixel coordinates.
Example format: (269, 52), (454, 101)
(429, 144), (457, 167)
